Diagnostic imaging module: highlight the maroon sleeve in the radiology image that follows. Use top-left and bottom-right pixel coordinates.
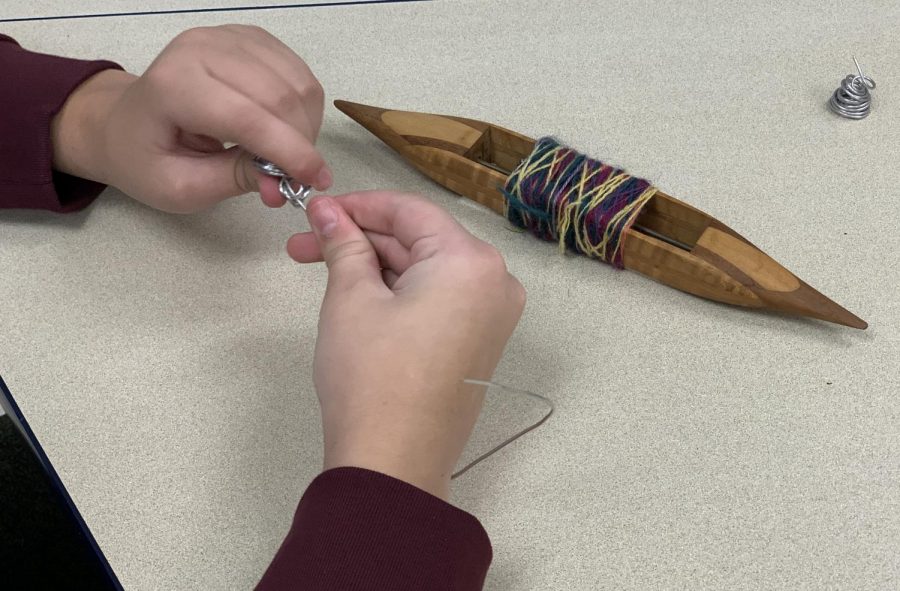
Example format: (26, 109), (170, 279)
(257, 468), (492, 591)
(0, 34), (122, 212)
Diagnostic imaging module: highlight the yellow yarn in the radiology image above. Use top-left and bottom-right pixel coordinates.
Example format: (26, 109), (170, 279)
(504, 138), (656, 266)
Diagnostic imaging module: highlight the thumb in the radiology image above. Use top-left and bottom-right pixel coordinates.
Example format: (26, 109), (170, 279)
(307, 197), (382, 291)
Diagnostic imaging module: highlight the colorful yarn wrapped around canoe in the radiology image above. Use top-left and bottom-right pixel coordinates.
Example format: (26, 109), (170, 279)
(502, 137), (657, 269)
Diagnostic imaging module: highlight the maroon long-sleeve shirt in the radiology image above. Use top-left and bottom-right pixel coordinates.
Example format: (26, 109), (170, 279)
(0, 34), (491, 590)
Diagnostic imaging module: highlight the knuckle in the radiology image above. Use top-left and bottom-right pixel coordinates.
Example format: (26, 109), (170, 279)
(227, 25), (271, 44)
(303, 79), (325, 105)
(474, 244), (508, 274)
(144, 59), (181, 88)
(273, 87), (303, 115)
(243, 24), (268, 36)
(328, 240), (374, 264)
(142, 66), (170, 89)
(160, 175), (197, 213)
(509, 278), (527, 310)
(221, 24), (258, 35)
(174, 27), (214, 47)
(404, 211), (437, 237)
(448, 245), (508, 287)
(231, 108), (266, 137)
(401, 191), (428, 203)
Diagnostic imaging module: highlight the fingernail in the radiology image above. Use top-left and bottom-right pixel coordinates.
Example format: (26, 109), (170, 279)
(315, 166), (333, 190)
(309, 199), (338, 238)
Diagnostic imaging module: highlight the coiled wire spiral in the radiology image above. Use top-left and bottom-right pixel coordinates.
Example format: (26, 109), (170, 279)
(829, 58), (876, 120)
(252, 155), (312, 209)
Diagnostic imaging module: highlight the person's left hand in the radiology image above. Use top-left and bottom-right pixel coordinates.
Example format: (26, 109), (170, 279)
(51, 25), (331, 213)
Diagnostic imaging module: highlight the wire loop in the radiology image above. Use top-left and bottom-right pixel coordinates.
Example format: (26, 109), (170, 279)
(252, 155), (312, 209)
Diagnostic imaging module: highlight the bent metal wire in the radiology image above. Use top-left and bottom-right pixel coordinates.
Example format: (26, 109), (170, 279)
(252, 155), (312, 209)
(829, 57), (876, 120)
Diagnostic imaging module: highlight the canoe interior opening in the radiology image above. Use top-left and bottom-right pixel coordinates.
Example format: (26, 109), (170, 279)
(476, 158), (512, 175)
(632, 224), (694, 251)
(466, 126), (537, 177)
(632, 193), (711, 252)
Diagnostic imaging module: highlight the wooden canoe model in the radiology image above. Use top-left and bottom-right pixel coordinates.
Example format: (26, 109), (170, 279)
(335, 100), (867, 329)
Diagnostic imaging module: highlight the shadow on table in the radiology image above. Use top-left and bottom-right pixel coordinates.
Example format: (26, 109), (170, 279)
(0, 205), (92, 230)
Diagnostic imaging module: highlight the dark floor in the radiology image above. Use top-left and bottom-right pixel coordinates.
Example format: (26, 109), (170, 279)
(0, 415), (118, 590)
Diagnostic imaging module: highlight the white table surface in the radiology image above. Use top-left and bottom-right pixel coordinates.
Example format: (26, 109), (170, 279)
(2, 1), (899, 589)
(0, 1), (390, 21)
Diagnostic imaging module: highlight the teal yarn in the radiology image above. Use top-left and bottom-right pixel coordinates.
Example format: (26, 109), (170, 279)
(502, 137), (657, 269)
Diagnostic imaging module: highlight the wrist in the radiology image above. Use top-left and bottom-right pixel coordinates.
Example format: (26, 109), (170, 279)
(51, 69), (136, 184)
(323, 435), (455, 500)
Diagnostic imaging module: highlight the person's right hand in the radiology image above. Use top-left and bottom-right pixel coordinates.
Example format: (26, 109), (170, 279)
(289, 191), (526, 500)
